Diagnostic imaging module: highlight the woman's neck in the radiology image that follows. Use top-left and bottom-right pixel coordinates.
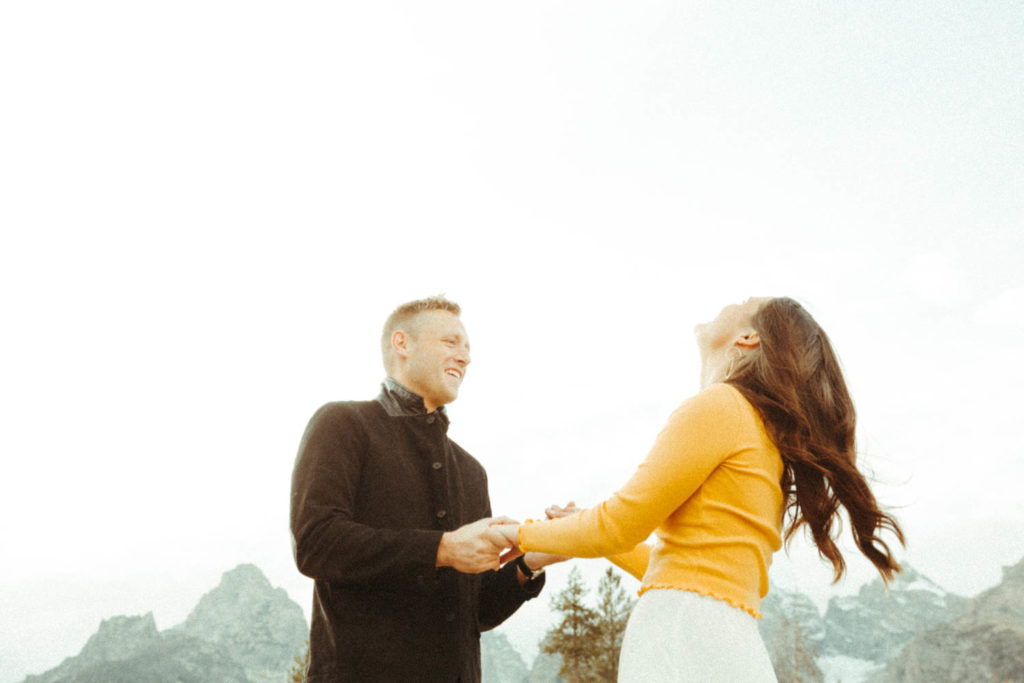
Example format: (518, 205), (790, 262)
(699, 350), (730, 389)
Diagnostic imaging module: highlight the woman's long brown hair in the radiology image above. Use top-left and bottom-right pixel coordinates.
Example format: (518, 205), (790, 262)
(727, 297), (905, 584)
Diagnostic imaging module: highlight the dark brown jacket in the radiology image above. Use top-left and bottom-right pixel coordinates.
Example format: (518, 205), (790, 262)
(290, 380), (544, 682)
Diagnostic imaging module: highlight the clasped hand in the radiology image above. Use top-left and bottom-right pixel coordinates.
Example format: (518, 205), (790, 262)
(492, 502), (578, 566)
(435, 503), (579, 574)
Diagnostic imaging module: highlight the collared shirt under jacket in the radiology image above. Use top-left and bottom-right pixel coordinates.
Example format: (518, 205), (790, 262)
(290, 379), (544, 682)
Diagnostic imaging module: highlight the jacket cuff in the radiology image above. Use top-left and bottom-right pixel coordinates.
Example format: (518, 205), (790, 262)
(519, 565), (546, 599)
(503, 555), (545, 599)
(411, 529), (447, 592)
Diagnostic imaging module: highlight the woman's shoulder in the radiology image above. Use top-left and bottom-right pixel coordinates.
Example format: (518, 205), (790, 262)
(686, 382), (746, 411)
(705, 384), (776, 448)
(666, 383), (746, 430)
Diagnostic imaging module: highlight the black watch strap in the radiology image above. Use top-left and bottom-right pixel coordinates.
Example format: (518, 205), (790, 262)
(515, 555), (542, 580)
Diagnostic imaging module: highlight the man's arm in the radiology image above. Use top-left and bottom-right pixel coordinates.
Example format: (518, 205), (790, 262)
(290, 404), (509, 588)
(290, 404), (439, 587)
(477, 556), (547, 631)
(474, 513), (566, 630)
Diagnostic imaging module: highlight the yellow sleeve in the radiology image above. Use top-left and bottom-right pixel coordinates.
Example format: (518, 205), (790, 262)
(607, 543), (651, 581)
(518, 383), (742, 558)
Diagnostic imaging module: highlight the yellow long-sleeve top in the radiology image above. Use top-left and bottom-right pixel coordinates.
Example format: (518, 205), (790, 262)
(518, 382), (785, 618)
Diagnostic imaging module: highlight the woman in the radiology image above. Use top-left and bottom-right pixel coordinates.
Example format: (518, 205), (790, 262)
(497, 297), (904, 682)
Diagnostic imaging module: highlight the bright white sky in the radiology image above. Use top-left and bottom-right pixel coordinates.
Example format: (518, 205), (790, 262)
(2, 2), (1023, 680)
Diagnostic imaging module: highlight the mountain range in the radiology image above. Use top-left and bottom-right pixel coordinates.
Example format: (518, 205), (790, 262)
(502, 556), (1024, 682)
(880, 556), (1024, 682)
(20, 557), (1024, 682)
(21, 564), (307, 683)
(756, 557), (1024, 683)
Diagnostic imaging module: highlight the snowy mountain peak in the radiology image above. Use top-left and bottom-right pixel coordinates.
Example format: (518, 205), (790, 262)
(823, 563), (967, 663)
(889, 563), (946, 597)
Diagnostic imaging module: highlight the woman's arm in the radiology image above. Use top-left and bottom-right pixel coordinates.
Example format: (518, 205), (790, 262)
(512, 384), (743, 559)
(607, 543), (652, 581)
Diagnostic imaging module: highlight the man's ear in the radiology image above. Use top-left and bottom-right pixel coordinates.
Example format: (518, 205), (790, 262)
(734, 330), (760, 350)
(391, 330), (411, 360)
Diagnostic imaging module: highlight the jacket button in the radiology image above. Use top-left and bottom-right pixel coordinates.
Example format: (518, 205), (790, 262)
(432, 461), (443, 470)
(436, 510), (447, 519)
(426, 414), (436, 424)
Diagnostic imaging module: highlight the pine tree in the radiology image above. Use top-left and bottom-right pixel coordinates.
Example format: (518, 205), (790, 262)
(542, 566), (601, 682)
(592, 567), (635, 681)
(542, 566), (636, 682)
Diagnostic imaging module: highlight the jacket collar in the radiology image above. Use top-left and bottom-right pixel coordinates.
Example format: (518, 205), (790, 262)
(377, 377), (450, 424)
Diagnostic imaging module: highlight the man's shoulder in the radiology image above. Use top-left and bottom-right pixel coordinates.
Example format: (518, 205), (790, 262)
(306, 399), (384, 429)
(314, 398), (379, 414)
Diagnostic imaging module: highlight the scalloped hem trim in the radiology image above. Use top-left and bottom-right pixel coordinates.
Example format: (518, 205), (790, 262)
(638, 584), (763, 619)
(516, 519), (535, 555)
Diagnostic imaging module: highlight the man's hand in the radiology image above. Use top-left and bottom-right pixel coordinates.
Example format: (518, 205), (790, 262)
(436, 517), (518, 573)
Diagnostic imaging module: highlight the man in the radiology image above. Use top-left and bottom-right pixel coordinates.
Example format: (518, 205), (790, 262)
(291, 296), (557, 682)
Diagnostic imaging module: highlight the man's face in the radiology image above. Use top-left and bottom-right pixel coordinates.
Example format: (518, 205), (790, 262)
(401, 310), (471, 412)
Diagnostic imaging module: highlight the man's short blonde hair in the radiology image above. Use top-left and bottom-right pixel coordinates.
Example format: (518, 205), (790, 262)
(381, 295), (462, 370)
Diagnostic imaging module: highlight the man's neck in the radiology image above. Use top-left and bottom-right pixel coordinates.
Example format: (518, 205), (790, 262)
(381, 377), (446, 416)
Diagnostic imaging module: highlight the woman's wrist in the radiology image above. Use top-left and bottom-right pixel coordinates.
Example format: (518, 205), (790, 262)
(516, 554), (544, 579)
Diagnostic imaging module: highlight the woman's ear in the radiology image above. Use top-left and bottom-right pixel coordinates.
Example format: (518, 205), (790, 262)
(734, 330), (760, 350)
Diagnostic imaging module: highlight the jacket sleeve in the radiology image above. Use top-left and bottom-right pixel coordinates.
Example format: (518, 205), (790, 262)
(476, 559), (546, 631)
(290, 403), (444, 589)
(518, 384), (742, 558)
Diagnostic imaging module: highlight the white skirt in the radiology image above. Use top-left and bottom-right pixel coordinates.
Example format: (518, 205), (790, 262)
(617, 589), (777, 683)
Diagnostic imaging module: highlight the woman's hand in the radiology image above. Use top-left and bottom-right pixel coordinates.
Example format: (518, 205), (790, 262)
(544, 501), (580, 519)
(527, 501), (578, 567)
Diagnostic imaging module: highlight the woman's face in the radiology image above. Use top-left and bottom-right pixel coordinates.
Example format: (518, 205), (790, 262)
(694, 297), (769, 353)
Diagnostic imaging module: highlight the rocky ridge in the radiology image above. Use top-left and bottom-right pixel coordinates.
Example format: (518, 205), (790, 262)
(170, 563), (307, 683)
(759, 586), (827, 682)
(880, 556), (1024, 682)
(480, 631), (530, 683)
(22, 565), (306, 683)
(823, 564), (968, 663)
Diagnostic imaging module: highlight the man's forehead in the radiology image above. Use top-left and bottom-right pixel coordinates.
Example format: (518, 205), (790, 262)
(413, 309), (468, 336)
